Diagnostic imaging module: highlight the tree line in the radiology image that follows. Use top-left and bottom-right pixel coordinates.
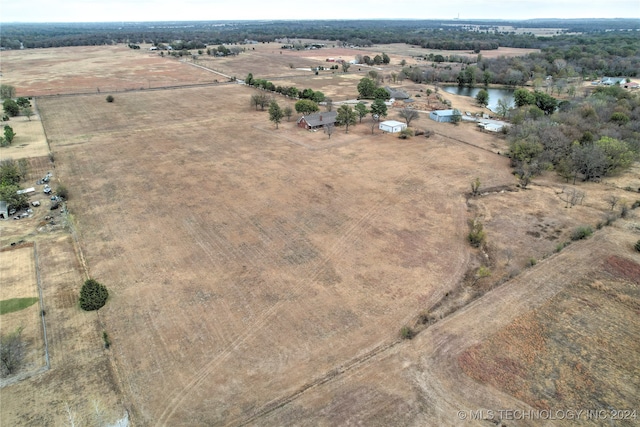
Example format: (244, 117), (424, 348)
(2, 19), (638, 52)
(395, 31), (639, 89)
(507, 84), (639, 184)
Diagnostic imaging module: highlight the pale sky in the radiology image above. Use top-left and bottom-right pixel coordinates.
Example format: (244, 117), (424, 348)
(1, 0), (638, 23)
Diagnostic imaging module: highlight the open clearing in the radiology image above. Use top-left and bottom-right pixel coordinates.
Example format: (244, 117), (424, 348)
(0, 43), (638, 426)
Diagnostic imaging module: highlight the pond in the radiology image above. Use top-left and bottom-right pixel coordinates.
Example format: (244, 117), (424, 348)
(442, 86), (515, 113)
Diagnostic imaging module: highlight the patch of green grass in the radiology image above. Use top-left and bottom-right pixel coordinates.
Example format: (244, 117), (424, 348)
(0, 297), (39, 315)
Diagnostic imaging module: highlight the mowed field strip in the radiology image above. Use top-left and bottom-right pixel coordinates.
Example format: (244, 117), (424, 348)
(36, 83), (511, 425)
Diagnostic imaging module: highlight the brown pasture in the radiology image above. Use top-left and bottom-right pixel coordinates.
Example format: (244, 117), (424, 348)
(0, 45), (218, 97)
(0, 44), (638, 426)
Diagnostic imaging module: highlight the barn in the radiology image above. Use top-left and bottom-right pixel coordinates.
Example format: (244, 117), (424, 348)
(379, 120), (407, 133)
(429, 109), (460, 123)
(297, 111), (337, 130)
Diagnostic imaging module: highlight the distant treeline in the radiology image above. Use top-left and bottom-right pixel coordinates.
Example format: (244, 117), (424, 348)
(1, 20), (638, 78)
(1, 19), (639, 50)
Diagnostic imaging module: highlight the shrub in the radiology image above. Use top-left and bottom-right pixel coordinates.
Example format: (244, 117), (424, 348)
(620, 202), (629, 218)
(471, 177), (481, 196)
(467, 220), (486, 248)
(635, 240), (640, 252)
(56, 184), (68, 200)
(2, 99), (19, 117)
(398, 128), (414, 139)
(105, 95), (114, 103)
(418, 312), (432, 325)
(604, 214), (617, 226)
(79, 279), (108, 311)
(400, 326), (415, 340)
(16, 97), (31, 108)
(527, 257), (537, 267)
(570, 226), (593, 241)
(102, 331), (111, 349)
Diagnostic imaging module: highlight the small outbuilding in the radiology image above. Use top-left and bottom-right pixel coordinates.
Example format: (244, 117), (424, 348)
(379, 120), (407, 133)
(478, 122), (504, 133)
(429, 109), (460, 123)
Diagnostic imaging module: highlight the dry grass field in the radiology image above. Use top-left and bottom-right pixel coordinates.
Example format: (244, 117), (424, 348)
(0, 112), (50, 159)
(0, 245), (44, 383)
(0, 43), (638, 426)
(0, 45), (218, 97)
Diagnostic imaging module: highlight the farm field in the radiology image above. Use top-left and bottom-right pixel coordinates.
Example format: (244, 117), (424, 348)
(0, 45), (219, 97)
(34, 85), (486, 425)
(1, 43), (639, 426)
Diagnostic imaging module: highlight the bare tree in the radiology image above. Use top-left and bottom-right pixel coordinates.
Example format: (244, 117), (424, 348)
(91, 399), (108, 427)
(325, 98), (333, 112)
(503, 248), (514, 266)
(398, 108), (419, 126)
(559, 187), (585, 208)
(22, 106), (34, 121)
(605, 194), (619, 211)
(250, 92), (270, 111)
(371, 114), (380, 134)
(0, 326), (24, 377)
(64, 402), (78, 427)
(324, 123), (335, 139)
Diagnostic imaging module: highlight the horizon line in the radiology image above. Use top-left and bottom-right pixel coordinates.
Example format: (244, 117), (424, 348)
(2, 17), (640, 24)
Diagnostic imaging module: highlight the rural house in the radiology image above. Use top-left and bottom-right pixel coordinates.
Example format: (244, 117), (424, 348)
(297, 111), (338, 130)
(429, 109), (460, 123)
(601, 77), (627, 86)
(379, 120), (407, 133)
(384, 87), (410, 100)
